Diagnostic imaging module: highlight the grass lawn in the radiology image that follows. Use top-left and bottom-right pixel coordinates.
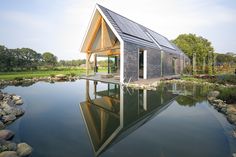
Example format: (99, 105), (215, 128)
(0, 67), (109, 80)
(0, 69), (85, 80)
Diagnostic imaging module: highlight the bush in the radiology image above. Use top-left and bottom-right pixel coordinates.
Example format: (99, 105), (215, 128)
(70, 73), (76, 77)
(14, 77), (24, 81)
(211, 75), (236, 85)
(217, 87), (236, 104)
(183, 65), (192, 75)
(50, 74), (55, 78)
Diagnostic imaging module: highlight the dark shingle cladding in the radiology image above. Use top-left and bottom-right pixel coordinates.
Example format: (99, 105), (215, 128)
(97, 4), (182, 54)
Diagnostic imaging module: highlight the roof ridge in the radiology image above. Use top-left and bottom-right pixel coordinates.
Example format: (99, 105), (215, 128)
(97, 4), (169, 41)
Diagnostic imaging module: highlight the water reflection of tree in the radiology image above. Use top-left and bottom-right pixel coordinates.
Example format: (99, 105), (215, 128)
(166, 83), (211, 106)
(175, 96), (198, 107)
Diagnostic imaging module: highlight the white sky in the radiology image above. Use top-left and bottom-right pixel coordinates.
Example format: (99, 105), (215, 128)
(0, 0), (236, 60)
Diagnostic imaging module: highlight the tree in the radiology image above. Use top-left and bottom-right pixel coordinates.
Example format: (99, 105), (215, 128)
(172, 34), (214, 74)
(42, 52), (57, 67)
(13, 48), (42, 70)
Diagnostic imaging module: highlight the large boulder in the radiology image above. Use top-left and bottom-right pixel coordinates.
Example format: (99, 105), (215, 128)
(0, 151), (18, 157)
(16, 143), (32, 157)
(0, 130), (14, 140)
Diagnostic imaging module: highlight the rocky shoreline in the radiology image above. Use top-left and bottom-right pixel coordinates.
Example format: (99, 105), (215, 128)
(207, 91), (236, 125)
(0, 74), (79, 88)
(0, 91), (32, 157)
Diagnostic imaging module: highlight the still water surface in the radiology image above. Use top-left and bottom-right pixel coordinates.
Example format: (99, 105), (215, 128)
(2, 80), (236, 157)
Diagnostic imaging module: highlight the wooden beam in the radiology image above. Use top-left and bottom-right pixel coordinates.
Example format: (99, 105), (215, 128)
(85, 16), (102, 52)
(88, 45), (120, 53)
(101, 18), (113, 49)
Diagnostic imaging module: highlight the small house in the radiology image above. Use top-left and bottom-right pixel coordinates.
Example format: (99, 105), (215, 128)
(80, 4), (190, 83)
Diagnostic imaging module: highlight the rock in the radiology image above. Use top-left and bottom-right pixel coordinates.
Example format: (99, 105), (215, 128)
(14, 99), (23, 106)
(0, 140), (17, 151)
(226, 105), (236, 115)
(0, 109), (6, 117)
(0, 151), (18, 157)
(54, 74), (67, 81)
(16, 143), (32, 157)
(3, 107), (24, 117)
(0, 122), (5, 130)
(207, 97), (215, 101)
(0, 94), (3, 101)
(0, 130), (14, 140)
(208, 91), (220, 98)
(2, 115), (16, 124)
(233, 153), (236, 157)
(227, 114), (236, 124)
(12, 96), (21, 102)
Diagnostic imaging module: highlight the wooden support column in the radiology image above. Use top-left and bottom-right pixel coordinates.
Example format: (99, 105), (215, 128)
(86, 53), (89, 76)
(94, 54), (97, 73)
(108, 56), (110, 74)
(86, 80), (89, 102)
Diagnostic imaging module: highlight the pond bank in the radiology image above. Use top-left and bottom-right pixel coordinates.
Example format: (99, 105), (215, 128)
(207, 91), (236, 125)
(0, 75), (79, 88)
(0, 91), (32, 157)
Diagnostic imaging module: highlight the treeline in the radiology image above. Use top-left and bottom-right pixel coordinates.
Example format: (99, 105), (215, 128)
(216, 53), (236, 65)
(173, 34), (236, 74)
(0, 45), (86, 72)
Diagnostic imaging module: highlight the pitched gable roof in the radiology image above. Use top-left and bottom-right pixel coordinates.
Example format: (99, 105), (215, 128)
(81, 4), (182, 54)
(97, 4), (178, 52)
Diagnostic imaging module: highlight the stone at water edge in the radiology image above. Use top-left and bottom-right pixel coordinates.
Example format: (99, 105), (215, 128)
(16, 143), (32, 157)
(14, 99), (23, 106)
(0, 151), (19, 157)
(0, 140), (17, 151)
(208, 91), (220, 98)
(233, 153), (236, 157)
(0, 122), (5, 129)
(11, 96), (21, 102)
(0, 94), (3, 100)
(0, 130), (14, 140)
(2, 115), (16, 124)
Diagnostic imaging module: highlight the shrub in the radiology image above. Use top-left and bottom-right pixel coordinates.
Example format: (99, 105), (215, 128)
(217, 87), (236, 104)
(50, 74), (55, 78)
(14, 77), (24, 81)
(70, 73), (76, 77)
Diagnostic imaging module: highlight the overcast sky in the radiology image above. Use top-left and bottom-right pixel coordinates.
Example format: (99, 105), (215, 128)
(0, 0), (236, 60)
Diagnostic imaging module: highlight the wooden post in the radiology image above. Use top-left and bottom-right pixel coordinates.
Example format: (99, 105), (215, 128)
(94, 54), (97, 73)
(86, 53), (89, 76)
(108, 56), (110, 74)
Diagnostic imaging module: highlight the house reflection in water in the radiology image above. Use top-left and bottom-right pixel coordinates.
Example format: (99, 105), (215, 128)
(79, 80), (178, 156)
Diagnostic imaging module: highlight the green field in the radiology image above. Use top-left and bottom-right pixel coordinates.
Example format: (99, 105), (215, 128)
(0, 67), (109, 80)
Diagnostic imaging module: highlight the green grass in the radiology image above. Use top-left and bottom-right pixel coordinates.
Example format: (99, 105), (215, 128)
(0, 67), (109, 80)
(0, 69), (85, 80)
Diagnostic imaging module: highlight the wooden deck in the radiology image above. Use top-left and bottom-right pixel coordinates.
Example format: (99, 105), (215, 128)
(80, 73), (120, 84)
(133, 75), (181, 85)
(80, 74), (180, 86)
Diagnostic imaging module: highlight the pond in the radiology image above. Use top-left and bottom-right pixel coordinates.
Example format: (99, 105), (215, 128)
(1, 80), (236, 157)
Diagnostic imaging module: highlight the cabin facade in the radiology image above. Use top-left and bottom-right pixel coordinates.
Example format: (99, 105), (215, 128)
(81, 4), (190, 83)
